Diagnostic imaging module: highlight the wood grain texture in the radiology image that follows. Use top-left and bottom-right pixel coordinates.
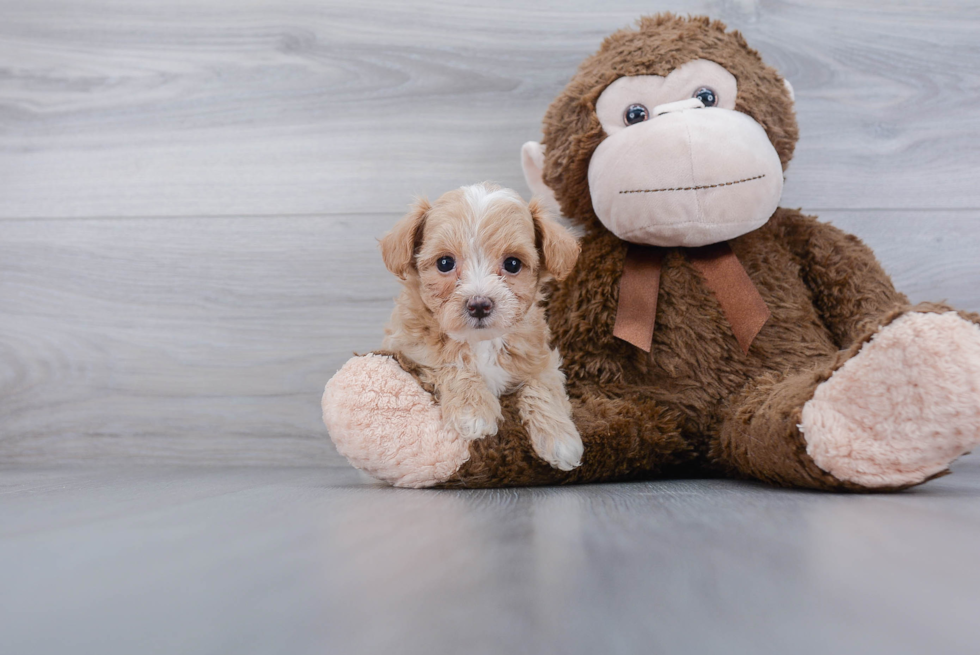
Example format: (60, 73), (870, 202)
(0, 0), (979, 462)
(1, 463), (979, 655)
(1, 210), (977, 463)
(3, 4), (980, 649)
(0, 215), (398, 464)
(0, 0), (979, 219)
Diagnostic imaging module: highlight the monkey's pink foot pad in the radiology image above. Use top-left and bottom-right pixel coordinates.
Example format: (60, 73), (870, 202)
(802, 312), (980, 488)
(322, 354), (468, 488)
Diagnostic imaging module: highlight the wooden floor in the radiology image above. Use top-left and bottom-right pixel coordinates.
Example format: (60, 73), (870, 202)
(2, 1), (980, 652)
(2, 461), (980, 655)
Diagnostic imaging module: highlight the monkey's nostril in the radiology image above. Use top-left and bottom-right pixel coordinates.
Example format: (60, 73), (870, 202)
(466, 296), (494, 320)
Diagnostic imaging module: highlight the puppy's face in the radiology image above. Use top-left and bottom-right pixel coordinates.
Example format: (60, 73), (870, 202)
(380, 183), (580, 343)
(418, 184), (541, 341)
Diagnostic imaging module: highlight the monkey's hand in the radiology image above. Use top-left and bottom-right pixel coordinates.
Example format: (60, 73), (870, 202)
(322, 354), (472, 488)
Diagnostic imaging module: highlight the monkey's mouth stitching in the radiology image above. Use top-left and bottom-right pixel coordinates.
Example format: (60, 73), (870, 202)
(619, 174), (766, 195)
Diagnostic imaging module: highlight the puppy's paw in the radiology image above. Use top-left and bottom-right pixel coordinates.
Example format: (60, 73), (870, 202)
(445, 405), (500, 441)
(530, 420), (584, 471)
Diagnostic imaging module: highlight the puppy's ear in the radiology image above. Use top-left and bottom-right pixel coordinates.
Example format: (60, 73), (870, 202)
(530, 198), (579, 282)
(379, 198), (431, 279)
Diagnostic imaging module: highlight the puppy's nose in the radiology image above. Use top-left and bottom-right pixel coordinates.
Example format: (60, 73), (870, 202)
(466, 296), (494, 319)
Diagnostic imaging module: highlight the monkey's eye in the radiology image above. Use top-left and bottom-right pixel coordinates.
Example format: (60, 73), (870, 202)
(623, 103), (649, 126)
(503, 257), (522, 274)
(694, 87), (718, 107)
(436, 255), (455, 273)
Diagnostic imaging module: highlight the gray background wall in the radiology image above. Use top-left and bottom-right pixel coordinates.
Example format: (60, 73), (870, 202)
(2, 0), (979, 466)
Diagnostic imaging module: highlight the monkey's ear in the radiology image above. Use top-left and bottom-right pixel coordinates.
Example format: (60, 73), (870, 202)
(379, 198), (431, 280)
(530, 198), (580, 282)
(521, 141), (561, 216)
(783, 78), (795, 102)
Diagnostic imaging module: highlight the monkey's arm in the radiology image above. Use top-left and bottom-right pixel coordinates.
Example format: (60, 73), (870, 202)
(444, 383), (688, 487)
(322, 352), (691, 488)
(773, 209), (910, 348)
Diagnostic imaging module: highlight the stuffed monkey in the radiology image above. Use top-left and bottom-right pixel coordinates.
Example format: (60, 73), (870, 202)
(323, 14), (980, 490)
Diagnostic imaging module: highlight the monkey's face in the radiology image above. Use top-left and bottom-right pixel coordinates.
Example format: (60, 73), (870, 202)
(587, 59), (784, 248)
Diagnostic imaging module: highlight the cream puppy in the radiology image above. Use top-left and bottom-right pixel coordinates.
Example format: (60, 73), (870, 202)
(379, 182), (584, 470)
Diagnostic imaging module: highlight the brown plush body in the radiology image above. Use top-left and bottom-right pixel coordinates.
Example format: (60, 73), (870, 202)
(323, 14), (980, 491)
(450, 209), (974, 489)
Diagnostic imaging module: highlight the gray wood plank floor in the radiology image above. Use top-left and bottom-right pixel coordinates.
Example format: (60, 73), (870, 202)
(2, 3), (980, 651)
(2, 462), (980, 655)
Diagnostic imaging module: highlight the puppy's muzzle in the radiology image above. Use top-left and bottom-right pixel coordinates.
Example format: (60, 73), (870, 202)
(466, 296), (494, 320)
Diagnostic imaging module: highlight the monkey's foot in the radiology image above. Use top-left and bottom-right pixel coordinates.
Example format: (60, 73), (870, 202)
(322, 354), (469, 488)
(801, 312), (980, 488)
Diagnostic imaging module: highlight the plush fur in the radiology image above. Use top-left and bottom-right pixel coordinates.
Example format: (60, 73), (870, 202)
(801, 312), (980, 487)
(323, 353), (470, 488)
(443, 211), (980, 490)
(323, 13), (980, 491)
(540, 14), (797, 231)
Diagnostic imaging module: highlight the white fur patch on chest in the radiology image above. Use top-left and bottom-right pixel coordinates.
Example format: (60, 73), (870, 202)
(471, 338), (512, 397)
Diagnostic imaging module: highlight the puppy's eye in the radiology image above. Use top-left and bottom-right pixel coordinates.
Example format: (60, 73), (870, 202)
(436, 255), (455, 273)
(624, 103), (649, 126)
(503, 257), (522, 274)
(693, 87), (718, 107)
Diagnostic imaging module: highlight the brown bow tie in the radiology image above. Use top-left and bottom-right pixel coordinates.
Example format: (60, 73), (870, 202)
(612, 242), (771, 354)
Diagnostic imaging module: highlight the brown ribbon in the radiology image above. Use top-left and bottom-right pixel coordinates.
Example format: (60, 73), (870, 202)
(612, 245), (664, 354)
(612, 242), (771, 354)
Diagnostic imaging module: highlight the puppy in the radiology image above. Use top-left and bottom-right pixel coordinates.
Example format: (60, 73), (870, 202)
(379, 182), (584, 471)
